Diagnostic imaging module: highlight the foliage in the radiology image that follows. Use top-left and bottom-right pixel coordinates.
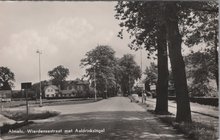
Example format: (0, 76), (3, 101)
(144, 62), (158, 85)
(80, 45), (117, 97)
(181, 1), (219, 88)
(185, 51), (217, 97)
(117, 54), (141, 95)
(31, 80), (48, 98)
(115, 1), (164, 58)
(48, 65), (69, 89)
(0, 67), (15, 90)
(181, 1), (218, 48)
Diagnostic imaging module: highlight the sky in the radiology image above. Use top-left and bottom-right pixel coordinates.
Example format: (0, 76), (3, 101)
(0, 1), (152, 90)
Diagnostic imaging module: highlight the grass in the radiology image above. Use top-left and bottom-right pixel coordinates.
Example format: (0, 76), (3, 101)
(2, 110), (59, 121)
(2, 98), (102, 108)
(143, 98), (218, 140)
(150, 111), (218, 140)
(1, 110), (59, 134)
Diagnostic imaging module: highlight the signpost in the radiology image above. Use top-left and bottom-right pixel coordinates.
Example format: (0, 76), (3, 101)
(21, 82), (32, 122)
(137, 82), (145, 103)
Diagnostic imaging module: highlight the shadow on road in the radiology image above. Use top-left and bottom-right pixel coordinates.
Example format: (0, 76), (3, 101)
(3, 111), (187, 140)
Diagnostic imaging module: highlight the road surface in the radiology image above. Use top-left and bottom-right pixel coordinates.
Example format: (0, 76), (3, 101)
(2, 97), (187, 140)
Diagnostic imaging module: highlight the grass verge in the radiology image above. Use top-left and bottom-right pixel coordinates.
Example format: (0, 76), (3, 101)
(2, 110), (59, 121)
(148, 109), (217, 140)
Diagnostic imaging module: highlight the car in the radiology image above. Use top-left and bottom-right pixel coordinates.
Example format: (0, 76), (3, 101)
(1, 98), (11, 102)
(130, 94), (140, 103)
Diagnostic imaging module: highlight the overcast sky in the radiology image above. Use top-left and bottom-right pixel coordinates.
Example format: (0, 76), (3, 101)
(0, 1), (153, 90)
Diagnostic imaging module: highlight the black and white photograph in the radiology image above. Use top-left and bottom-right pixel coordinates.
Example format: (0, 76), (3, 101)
(0, 1), (218, 140)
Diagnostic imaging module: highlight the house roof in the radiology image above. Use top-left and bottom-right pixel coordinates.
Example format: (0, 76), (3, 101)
(60, 88), (77, 94)
(44, 85), (59, 91)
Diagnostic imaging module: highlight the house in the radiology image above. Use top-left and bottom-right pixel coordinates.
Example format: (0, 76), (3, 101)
(63, 79), (90, 97)
(44, 79), (91, 98)
(44, 85), (59, 98)
(60, 88), (77, 97)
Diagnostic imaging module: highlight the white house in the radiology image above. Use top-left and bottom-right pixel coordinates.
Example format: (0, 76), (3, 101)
(44, 85), (59, 98)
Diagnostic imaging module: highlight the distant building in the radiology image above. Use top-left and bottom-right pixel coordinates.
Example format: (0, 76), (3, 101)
(44, 85), (59, 98)
(44, 79), (91, 98)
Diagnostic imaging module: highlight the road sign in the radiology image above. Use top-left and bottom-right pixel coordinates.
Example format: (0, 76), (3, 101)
(137, 83), (145, 90)
(21, 82), (32, 122)
(21, 82), (32, 89)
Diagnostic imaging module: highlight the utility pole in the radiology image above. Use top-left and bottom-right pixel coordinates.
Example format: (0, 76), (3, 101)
(36, 50), (43, 107)
(140, 47), (144, 103)
(105, 77), (107, 99)
(94, 66), (97, 101)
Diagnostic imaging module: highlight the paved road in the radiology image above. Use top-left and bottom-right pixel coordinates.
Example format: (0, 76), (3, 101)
(2, 97), (187, 140)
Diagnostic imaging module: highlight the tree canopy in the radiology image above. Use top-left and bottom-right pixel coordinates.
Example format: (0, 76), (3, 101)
(144, 62), (158, 85)
(80, 45), (117, 98)
(0, 67), (15, 90)
(48, 65), (69, 89)
(185, 51), (217, 97)
(117, 54), (141, 95)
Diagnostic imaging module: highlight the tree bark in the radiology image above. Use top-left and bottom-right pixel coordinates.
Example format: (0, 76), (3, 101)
(214, 29), (219, 89)
(165, 2), (192, 123)
(155, 24), (169, 114)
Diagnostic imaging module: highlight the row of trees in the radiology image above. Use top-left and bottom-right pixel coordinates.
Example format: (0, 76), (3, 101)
(0, 65), (70, 91)
(115, 1), (218, 123)
(80, 45), (141, 98)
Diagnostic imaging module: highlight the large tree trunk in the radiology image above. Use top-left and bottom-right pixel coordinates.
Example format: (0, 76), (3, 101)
(155, 24), (169, 114)
(214, 29), (219, 89)
(165, 2), (192, 123)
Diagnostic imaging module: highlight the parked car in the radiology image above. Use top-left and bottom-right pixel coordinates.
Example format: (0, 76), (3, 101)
(1, 98), (11, 102)
(130, 94), (139, 103)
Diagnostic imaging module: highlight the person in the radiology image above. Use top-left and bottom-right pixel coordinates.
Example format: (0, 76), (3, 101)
(143, 92), (147, 101)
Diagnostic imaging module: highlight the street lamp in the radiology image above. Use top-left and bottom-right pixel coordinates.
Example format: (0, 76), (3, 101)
(36, 50), (43, 107)
(140, 47), (145, 103)
(93, 60), (100, 101)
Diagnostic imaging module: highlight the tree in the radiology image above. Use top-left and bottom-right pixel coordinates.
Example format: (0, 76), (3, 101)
(185, 51), (216, 97)
(181, 1), (218, 88)
(0, 67), (15, 90)
(115, 1), (218, 122)
(144, 62), (158, 86)
(164, 1), (218, 121)
(48, 65), (69, 90)
(164, 2), (192, 122)
(155, 25), (169, 114)
(81, 45), (117, 98)
(115, 1), (193, 122)
(115, 1), (170, 116)
(118, 54), (141, 95)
